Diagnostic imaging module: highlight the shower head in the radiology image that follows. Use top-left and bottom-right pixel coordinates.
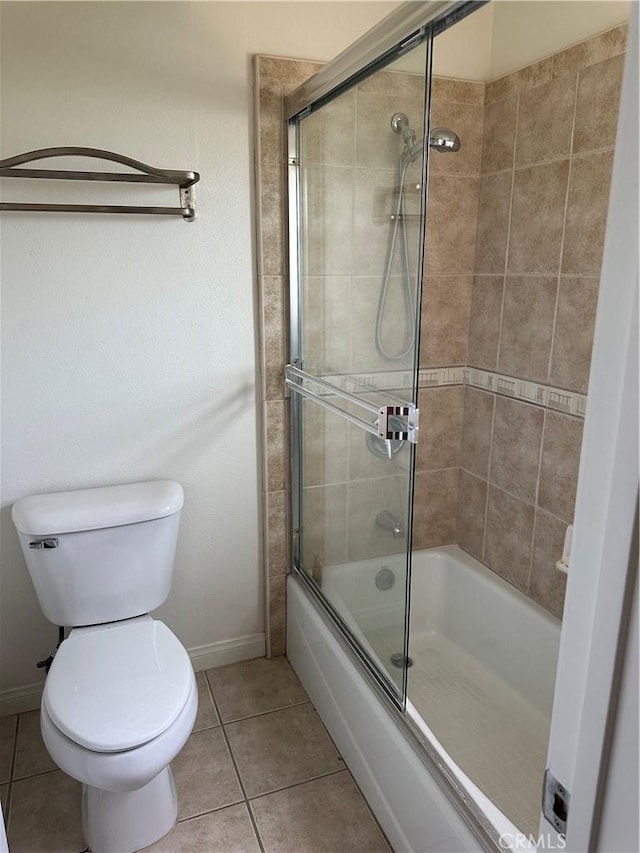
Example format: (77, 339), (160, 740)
(429, 127), (461, 153)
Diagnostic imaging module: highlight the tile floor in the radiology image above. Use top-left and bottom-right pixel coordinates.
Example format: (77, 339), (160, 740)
(1, 657), (391, 853)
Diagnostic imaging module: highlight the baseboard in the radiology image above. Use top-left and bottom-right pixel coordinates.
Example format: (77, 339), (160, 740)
(0, 681), (44, 717)
(188, 633), (266, 672)
(0, 632), (266, 717)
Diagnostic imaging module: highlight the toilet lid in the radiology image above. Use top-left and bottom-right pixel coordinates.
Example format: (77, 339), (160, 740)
(43, 620), (193, 753)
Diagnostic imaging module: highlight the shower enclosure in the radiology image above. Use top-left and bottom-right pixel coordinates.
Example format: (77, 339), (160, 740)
(274, 0), (630, 848)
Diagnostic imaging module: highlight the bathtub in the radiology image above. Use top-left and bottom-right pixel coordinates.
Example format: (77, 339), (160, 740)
(409, 545), (560, 717)
(287, 545), (562, 852)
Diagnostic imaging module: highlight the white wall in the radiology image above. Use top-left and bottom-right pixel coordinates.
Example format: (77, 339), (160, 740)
(0, 0), (398, 704)
(489, 0), (630, 79)
(431, 0), (630, 82)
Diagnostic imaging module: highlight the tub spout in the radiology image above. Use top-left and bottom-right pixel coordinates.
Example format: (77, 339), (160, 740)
(376, 510), (403, 538)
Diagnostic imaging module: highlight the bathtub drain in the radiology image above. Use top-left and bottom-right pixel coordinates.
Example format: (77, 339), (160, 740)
(390, 652), (413, 668)
(375, 567), (395, 591)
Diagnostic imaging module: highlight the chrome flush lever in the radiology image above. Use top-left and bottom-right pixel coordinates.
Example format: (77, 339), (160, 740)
(29, 538), (58, 549)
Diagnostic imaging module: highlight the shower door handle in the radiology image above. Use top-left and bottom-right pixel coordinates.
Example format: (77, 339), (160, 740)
(285, 365), (420, 444)
(378, 405), (419, 444)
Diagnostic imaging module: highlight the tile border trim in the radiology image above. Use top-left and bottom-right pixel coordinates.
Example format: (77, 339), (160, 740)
(418, 365), (586, 418)
(463, 367), (587, 418)
(418, 366), (467, 387)
(315, 366), (587, 418)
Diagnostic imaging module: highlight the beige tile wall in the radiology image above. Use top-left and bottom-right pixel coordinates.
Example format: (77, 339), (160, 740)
(415, 78), (483, 550)
(301, 67), (426, 375)
(460, 25), (626, 619)
(255, 56), (322, 656)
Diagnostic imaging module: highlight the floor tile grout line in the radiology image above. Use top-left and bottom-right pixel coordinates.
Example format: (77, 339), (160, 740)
(203, 669), (369, 816)
(172, 743), (345, 832)
(222, 699), (314, 729)
(8, 714), (19, 784)
(342, 765), (395, 851)
(244, 766), (347, 803)
(216, 698), (310, 726)
(244, 764), (393, 851)
(285, 687), (347, 766)
(200, 668), (219, 725)
(11, 766), (59, 784)
(176, 795), (246, 825)
(4, 713), (20, 827)
(4, 782), (11, 831)
(204, 676), (266, 853)
(219, 734), (266, 853)
(192, 721), (222, 734)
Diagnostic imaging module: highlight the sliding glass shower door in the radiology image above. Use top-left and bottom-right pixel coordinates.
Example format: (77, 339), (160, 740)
(286, 38), (430, 699)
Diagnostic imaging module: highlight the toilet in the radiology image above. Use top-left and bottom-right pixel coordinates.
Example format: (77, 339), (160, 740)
(12, 480), (197, 853)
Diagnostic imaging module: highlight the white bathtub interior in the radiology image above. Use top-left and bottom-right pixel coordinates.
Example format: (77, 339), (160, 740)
(320, 544), (561, 839)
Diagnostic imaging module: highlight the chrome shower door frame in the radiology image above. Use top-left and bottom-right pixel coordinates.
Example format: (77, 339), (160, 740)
(287, 117), (303, 573)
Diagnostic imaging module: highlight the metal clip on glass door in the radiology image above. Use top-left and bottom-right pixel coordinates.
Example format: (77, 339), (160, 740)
(285, 365), (419, 444)
(378, 404), (419, 443)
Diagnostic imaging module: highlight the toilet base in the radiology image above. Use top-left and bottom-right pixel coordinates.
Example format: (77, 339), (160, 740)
(82, 765), (177, 853)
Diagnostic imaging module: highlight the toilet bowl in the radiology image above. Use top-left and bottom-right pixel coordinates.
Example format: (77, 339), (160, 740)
(12, 479), (194, 852)
(40, 616), (197, 852)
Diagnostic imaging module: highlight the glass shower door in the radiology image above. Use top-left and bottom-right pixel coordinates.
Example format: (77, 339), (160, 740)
(287, 38), (430, 700)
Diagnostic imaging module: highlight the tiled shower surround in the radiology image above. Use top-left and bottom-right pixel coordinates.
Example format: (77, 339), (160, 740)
(254, 22), (627, 652)
(255, 56), (322, 655)
(456, 25), (626, 618)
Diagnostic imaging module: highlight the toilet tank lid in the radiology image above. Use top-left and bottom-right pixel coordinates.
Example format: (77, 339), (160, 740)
(12, 480), (184, 535)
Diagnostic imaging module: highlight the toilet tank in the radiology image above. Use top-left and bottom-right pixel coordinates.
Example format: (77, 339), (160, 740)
(12, 481), (184, 627)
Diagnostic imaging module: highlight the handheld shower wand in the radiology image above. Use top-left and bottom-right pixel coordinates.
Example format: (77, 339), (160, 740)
(375, 114), (461, 361)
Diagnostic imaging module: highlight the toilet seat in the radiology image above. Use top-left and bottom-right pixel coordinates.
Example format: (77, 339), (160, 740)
(43, 619), (193, 752)
(41, 673), (197, 793)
